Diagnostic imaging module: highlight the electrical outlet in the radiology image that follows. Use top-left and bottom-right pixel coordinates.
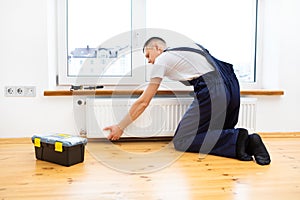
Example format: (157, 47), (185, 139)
(5, 86), (16, 96)
(5, 86), (36, 97)
(16, 87), (24, 96)
(24, 86), (36, 97)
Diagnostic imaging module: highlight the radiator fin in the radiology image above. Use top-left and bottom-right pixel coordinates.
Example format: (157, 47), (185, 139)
(86, 97), (256, 138)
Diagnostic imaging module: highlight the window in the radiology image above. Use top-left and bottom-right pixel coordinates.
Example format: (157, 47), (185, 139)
(56, 0), (258, 88)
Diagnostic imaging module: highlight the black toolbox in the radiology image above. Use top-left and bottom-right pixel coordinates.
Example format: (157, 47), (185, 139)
(32, 133), (88, 166)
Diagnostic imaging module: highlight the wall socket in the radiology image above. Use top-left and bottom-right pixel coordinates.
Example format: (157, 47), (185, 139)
(4, 86), (36, 97)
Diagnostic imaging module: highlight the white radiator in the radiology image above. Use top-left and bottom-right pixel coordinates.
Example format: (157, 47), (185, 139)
(86, 97), (256, 138)
(236, 97), (257, 133)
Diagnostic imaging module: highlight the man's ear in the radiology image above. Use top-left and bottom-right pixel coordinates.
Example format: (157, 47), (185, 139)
(154, 43), (163, 53)
(153, 43), (159, 50)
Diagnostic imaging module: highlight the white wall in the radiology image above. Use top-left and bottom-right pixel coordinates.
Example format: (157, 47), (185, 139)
(0, 0), (78, 137)
(0, 0), (299, 138)
(255, 0), (300, 132)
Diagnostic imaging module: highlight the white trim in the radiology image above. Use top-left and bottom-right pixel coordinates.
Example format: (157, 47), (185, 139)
(240, 0), (262, 89)
(255, 0), (263, 89)
(57, 0), (68, 85)
(46, 0), (58, 89)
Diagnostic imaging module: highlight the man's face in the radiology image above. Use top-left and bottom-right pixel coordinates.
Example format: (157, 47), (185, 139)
(144, 45), (163, 64)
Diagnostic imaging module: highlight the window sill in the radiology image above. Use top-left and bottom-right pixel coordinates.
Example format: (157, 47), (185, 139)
(43, 89), (284, 96)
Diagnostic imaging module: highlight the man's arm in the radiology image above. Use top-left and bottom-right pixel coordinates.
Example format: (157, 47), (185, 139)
(104, 77), (162, 140)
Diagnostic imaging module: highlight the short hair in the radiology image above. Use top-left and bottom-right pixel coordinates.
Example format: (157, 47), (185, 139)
(143, 37), (166, 53)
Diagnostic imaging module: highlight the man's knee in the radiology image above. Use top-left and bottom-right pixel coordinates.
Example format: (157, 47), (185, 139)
(173, 140), (185, 152)
(173, 137), (191, 152)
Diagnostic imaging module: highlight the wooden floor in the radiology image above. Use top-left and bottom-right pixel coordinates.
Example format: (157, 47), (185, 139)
(1, 134), (300, 200)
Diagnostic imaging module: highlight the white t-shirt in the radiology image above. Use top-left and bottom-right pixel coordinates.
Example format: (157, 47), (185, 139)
(150, 49), (215, 81)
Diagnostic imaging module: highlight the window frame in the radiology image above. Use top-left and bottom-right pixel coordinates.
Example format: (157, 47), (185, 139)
(57, 0), (146, 86)
(54, 0), (261, 89)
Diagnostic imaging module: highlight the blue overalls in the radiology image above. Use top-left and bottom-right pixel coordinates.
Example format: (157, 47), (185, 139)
(167, 44), (240, 158)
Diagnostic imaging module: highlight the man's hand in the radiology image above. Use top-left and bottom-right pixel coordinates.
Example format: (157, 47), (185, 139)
(103, 78), (161, 141)
(103, 125), (124, 141)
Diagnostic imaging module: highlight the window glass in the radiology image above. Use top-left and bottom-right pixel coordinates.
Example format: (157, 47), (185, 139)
(146, 0), (257, 82)
(67, 0), (132, 77)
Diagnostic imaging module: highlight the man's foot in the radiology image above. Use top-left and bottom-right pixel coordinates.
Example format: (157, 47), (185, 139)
(247, 133), (271, 165)
(236, 128), (253, 161)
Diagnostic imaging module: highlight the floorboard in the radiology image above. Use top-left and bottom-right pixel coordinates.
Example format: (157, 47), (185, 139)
(0, 136), (300, 200)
